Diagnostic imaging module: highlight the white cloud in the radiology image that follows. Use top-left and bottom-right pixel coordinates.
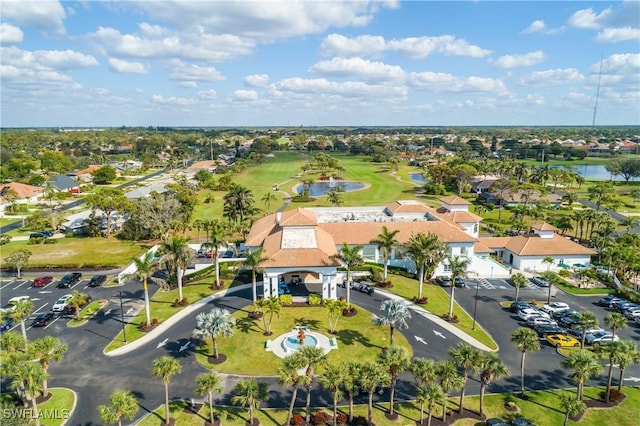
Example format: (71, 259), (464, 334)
(596, 53), (640, 74)
(232, 90), (259, 102)
(272, 77), (407, 100)
(108, 58), (147, 74)
(519, 68), (584, 86)
(308, 57), (406, 83)
(567, 7), (609, 29)
(168, 60), (225, 82)
(198, 89), (217, 100)
(408, 72), (509, 94)
(522, 20), (546, 34)
(0, 23), (24, 44)
(178, 81), (197, 88)
(244, 74), (270, 88)
(495, 51), (546, 69)
(1, 46), (98, 70)
(150, 94), (195, 106)
(595, 27), (640, 43)
(526, 93), (545, 106)
(1, 0), (67, 35)
(320, 34), (387, 57)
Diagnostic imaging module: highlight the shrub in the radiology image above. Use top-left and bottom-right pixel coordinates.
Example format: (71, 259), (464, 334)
(607, 389), (624, 402)
(558, 269), (572, 278)
(308, 293), (322, 305)
(412, 296), (427, 304)
(313, 411), (331, 425)
(290, 414), (304, 426)
(335, 413), (348, 425)
(280, 294), (293, 305)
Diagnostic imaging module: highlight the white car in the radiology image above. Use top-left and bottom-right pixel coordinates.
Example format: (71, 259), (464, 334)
(585, 330), (617, 345)
(518, 308), (550, 321)
(591, 334), (620, 346)
(526, 316), (558, 327)
(52, 294), (73, 312)
(541, 302), (570, 315)
(625, 309), (640, 320)
(7, 295), (30, 305)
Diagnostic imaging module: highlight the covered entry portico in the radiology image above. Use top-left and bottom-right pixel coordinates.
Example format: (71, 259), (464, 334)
(263, 266), (340, 300)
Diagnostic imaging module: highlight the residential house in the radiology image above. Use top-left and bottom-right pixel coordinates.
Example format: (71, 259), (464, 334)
(0, 182), (44, 217)
(46, 175), (79, 192)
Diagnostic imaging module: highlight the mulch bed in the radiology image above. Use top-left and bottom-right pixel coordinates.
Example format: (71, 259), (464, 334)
(249, 311), (263, 319)
(183, 403), (204, 414)
(205, 419), (221, 426)
(161, 419), (176, 426)
(416, 409), (484, 426)
(138, 321), (160, 332)
(342, 308), (357, 317)
(571, 394), (627, 421)
(26, 392), (52, 407)
(207, 354), (228, 364)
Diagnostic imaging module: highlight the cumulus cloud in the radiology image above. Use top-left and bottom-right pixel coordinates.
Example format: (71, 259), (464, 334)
(150, 94), (195, 106)
(568, 7), (609, 29)
(567, 3), (639, 43)
(320, 34), (387, 57)
(108, 58), (147, 74)
(168, 59), (225, 82)
(2, 46), (98, 70)
(494, 51), (546, 69)
(272, 77), (407, 100)
(178, 81), (197, 88)
(198, 89), (217, 100)
(595, 27), (640, 43)
(522, 20), (546, 34)
(1, 0), (67, 34)
(244, 74), (269, 87)
(232, 90), (259, 102)
(309, 57), (406, 83)
(408, 72), (509, 94)
(0, 23), (24, 44)
(519, 68), (584, 86)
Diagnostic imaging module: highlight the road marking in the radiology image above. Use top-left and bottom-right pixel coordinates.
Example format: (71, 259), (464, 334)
(13, 281), (28, 290)
(33, 303), (49, 314)
(433, 330), (446, 339)
(44, 315), (62, 330)
(70, 281), (84, 290)
(157, 338), (168, 349)
(179, 341), (191, 352)
(38, 291), (52, 294)
(125, 307), (134, 316)
(104, 309), (112, 316)
(624, 376), (640, 383)
(414, 335), (427, 345)
(1, 280), (16, 290)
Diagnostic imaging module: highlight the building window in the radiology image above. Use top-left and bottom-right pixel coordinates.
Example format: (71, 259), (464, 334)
(362, 246), (376, 261)
(443, 264), (452, 272)
(473, 223), (478, 233)
(460, 247), (468, 257)
(393, 248), (405, 260)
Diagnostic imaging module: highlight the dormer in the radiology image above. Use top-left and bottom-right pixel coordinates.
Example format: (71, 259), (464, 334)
(531, 222), (557, 239)
(439, 195), (470, 212)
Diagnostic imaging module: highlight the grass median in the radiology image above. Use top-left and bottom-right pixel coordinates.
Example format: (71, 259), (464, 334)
(66, 299), (108, 327)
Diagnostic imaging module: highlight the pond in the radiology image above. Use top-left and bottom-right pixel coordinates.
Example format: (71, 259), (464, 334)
(295, 181), (365, 197)
(409, 172), (429, 184)
(551, 164), (640, 182)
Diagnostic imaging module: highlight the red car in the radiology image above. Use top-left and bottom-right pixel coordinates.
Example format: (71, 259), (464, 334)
(32, 276), (54, 287)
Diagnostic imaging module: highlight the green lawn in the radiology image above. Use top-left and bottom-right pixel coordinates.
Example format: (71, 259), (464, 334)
(194, 303), (412, 376)
(38, 387), (76, 426)
(66, 300), (108, 327)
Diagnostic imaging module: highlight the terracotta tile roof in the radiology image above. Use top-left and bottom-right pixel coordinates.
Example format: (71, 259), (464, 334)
(532, 222), (558, 231)
(385, 200), (430, 213)
(473, 241), (493, 253)
(0, 182), (43, 199)
(503, 234), (596, 256)
(72, 165), (101, 176)
(433, 210), (482, 224)
(440, 195), (471, 205)
(319, 221), (476, 245)
(245, 214), (279, 246)
(261, 227), (339, 268)
(278, 208), (317, 226)
(478, 237), (511, 249)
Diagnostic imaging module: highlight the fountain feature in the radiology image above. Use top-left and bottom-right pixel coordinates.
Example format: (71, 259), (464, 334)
(329, 176), (335, 188)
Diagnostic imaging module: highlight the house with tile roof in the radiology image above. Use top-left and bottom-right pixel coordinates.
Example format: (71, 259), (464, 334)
(0, 182), (44, 217)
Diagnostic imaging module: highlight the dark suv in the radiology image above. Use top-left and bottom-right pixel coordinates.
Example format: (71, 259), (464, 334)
(29, 230), (53, 239)
(87, 275), (107, 288)
(32, 312), (54, 327)
(57, 272), (82, 288)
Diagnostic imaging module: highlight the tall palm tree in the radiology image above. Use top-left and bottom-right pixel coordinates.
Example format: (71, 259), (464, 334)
(542, 256), (555, 303)
(98, 389), (139, 426)
(449, 342), (482, 414)
(418, 383), (444, 426)
(11, 299), (33, 350)
(404, 232), (447, 300)
(193, 308), (235, 359)
(30, 336), (67, 396)
(410, 357), (438, 385)
(615, 341), (640, 392)
(21, 363), (46, 426)
(243, 247), (268, 305)
(319, 362), (345, 426)
(192, 218), (204, 242)
(231, 378), (269, 425)
(195, 371), (223, 425)
(277, 353), (308, 426)
(510, 272), (527, 303)
(370, 226), (400, 282)
(371, 299), (411, 345)
(342, 361), (361, 423)
(604, 312), (627, 339)
(331, 243), (364, 308)
(223, 183), (255, 223)
(578, 311), (599, 348)
(447, 255), (470, 318)
(298, 346), (327, 423)
(559, 393), (586, 426)
(150, 356), (182, 424)
(160, 235), (192, 301)
(596, 341), (626, 403)
(257, 296), (281, 335)
(359, 361), (391, 426)
(132, 251), (161, 327)
(67, 290), (89, 321)
(561, 349), (602, 401)
(203, 219), (228, 288)
(261, 191), (277, 213)
(378, 345), (410, 416)
(0, 330), (25, 355)
(511, 327), (540, 396)
(437, 360), (464, 423)
(479, 352), (510, 418)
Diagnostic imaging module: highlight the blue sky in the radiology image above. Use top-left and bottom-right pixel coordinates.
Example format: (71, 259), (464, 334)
(1, 1), (638, 127)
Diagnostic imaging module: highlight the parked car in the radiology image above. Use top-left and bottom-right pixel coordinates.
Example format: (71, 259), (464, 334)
(87, 275), (107, 288)
(57, 272), (82, 288)
(533, 324), (568, 338)
(510, 301), (533, 313)
(568, 327), (603, 338)
(435, 276), (452, 287)
(597, 296), (622, 307)
(541, 302), (570, 315)
(8, 295), (30, 305)
(221, 250), (234, 258)
(29, 230), (53, 239)
(0, 309), (14, 331)
(31, 276), (54, 287)
(453, 277), (466, 288)
(585, 330), (616, 345)
(530, 276), (550, 287)
(526, 316), (558, 327)
(615, 302), (639, 313)
(518, 308), (549, 321)
(546, 334), (580, 348)
(52, 294), (73, 312)
(62, 296), (92, 316)
(32, 312), (55, 327)
(196, 246), (208, 258)
(625, 310), (640, 320)
(591, 334), (621, 347)
(635, 317), (640, 327)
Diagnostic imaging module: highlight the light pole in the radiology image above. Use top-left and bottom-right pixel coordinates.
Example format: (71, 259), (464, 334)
(490, 265), (494, 279)
(472, 277), (480, 330)
(119, 291), (127, 343)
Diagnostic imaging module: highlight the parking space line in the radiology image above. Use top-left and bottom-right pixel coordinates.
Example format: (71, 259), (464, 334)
(33, 303), (49, 314)
(1, 280), (16, 290)
(70, 281), (84, 290)
(44, 316), (62, 330)
(12, 281), (29, 290)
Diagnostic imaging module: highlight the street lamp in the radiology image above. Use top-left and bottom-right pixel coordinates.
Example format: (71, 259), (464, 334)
(119, 291), (127, 343)
(472, 277), (480, 331)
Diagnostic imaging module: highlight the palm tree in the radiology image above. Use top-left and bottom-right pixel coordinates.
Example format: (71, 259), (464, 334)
(511, 327), (540, 396)
(378, 345), (410, 416)
(195, 371), (223, 425)
(510, 273), (527, 303)
(150, 356), (182, 424)
(324, 298), (347, 334)
(436, 360), (464, 423)
(370, 226), (400, 282)
(30, 336), (67, 396)
(326, 188), (343, 207)
(372, 299), (411, 345)
(298, 346), (327, 423)
(604, 312), (627, 339)
(160, 235), (192, 301)
(192, 218), (204, 242)
(261, 191), (277, 213)
(0, 330), (25, 355)
(131, 251), (161, 327)
(596, 341), (626, 403)
(67, 290), (89, 321)
(447, 255), (470, 318)
(418, 383), (444, 426)
(330, 243), (364, 308)
(578, 311), (599, 348)
(11, 299), (33, 350)
(203, 219), (228, 288)
(561, 349), (602, 401)
(404, 232), (447, 300)
(21, 363), (46, 426)
(342, 361), (361, 423)
(615, 340), (640, 392)
(559, 393), (586, 426)
(319, 362), (345, 426)
(410, 357), (438, 385)
(193, 308), (235, 359)
(231, 378), (269, 425)
(359, 361), (391, 426)
(243, 247), (268, 306)
(277, 353), (308, 426)
(223, 183), (255, 223)
(479, 352), (510, 418)
(542, 256), (555, 303)
(256, 296), (281, 335)
(449, 342), (482, 414)
(98, 390), (139, 426)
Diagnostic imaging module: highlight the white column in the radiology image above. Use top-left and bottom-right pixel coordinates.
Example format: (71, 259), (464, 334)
(329, 274), (337, 300)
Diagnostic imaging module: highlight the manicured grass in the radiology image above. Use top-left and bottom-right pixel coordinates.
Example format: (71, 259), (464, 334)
(66, 300), (108, 327)
(0, 236), (150, 269)
(553, 280), (614, 296)
(195, 303), (413, 376)
(38, 387), (76, 426)
(382, 273), (498, 350)
(137, 386), (640, 426)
